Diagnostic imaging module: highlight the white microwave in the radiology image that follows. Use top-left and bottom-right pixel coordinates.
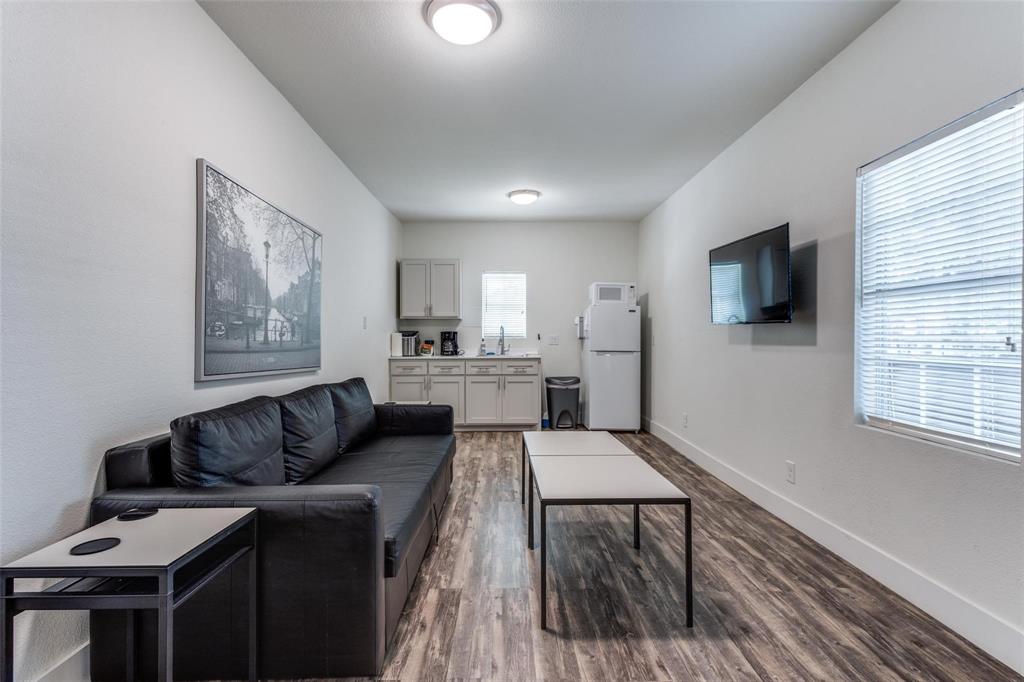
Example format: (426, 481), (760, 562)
(588, 282), (637, 306)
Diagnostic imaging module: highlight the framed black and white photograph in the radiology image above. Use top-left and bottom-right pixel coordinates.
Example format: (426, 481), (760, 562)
(195, 159), (322, 381)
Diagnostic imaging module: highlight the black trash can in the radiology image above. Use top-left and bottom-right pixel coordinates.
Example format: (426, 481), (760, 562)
(545, 376), (581, 430)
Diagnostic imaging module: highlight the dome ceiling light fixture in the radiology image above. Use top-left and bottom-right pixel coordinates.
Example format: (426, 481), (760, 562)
(507, 189), (541, 206)
(424, 0), (501, 46)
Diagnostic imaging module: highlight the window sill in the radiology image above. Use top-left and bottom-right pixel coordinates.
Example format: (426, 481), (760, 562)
(854, 422), (1020, 465)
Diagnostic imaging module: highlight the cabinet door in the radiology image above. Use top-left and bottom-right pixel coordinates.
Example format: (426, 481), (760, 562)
(427, 375), (465, 425)
(465, 376), (502, 424)
(399, 259), (430, 318)
(502, 375), (540, 424)
(428, 259), (461, 318)
(390, 376), (427, 402)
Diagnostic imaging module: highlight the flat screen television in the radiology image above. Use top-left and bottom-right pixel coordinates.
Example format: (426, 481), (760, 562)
(709, 223), (792, 324)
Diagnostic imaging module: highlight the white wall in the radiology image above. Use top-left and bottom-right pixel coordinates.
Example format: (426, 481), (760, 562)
(638, 1), (1024, 673)
(0, 2), (400, 679)
(400, 221), (638, 384)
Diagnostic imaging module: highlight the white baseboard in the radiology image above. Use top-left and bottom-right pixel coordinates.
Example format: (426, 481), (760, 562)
(646, 418), (1024, 676)
(37, 641), (88, 682)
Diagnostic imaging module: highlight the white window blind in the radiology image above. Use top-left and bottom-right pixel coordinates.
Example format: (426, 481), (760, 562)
(855, 91), (1023, 461)
(710, 262), (746, 323)
(482, 272), (526, 338)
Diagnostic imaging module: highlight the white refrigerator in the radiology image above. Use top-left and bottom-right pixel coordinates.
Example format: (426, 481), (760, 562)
(581, 301), (641, 431)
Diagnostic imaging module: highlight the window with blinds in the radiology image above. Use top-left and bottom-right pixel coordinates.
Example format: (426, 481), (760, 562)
(855, 90), (1023, 461)
(482, 272), (526, 338)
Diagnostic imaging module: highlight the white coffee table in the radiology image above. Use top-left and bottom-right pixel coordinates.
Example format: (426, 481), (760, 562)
(525, 449), (693, 630)
(0, 508), (258, 682)
(520, 430), (632, 503)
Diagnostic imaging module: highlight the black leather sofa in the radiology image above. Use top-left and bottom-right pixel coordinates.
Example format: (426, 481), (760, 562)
(89, 378), (454, 680)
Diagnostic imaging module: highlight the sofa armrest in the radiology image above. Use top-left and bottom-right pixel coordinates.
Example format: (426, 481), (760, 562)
(374, 403), (454, 436)
(90, 484), (386, 678)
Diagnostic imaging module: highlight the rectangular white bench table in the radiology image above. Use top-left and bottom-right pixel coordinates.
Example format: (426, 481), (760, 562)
(525, 449), (693, 631)
(520, 430), (633, 503)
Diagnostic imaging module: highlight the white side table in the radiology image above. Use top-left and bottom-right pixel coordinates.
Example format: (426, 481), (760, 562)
(0, 507), (258, 682)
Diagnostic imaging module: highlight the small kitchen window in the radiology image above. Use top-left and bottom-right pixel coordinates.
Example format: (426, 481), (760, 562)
(482, 272), (526, 338)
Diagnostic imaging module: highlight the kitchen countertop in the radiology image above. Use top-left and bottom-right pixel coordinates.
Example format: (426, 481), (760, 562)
(390, 350), (541, 360)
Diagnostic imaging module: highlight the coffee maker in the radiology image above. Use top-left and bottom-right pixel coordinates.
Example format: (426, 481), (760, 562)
(440, 331), (459, 356)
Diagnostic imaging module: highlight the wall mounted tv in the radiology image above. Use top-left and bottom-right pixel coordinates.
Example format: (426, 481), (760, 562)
(709, 223), (792, 324)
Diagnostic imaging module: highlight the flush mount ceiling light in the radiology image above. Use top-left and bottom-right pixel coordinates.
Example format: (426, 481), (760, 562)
(425, 0), (500, 46)
(507, 189), (541, 205)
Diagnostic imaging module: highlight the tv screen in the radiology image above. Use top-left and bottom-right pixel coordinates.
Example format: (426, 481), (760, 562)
(709, 223), (792, 324)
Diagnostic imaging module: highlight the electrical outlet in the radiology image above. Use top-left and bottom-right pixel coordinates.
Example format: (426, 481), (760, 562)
(362, 315), (367, 330)
(786, 460), (796, 485)
(547, 334), (560, 346)
(682, 413), (688, 428)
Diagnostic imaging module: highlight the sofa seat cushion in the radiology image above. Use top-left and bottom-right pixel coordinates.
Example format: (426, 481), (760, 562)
(325, 378), (377, 453)
(277, 385), (339, 484)
(342, 434), (455, 463)
(305, 439), (454, 576)
(169, 396), (285, 487)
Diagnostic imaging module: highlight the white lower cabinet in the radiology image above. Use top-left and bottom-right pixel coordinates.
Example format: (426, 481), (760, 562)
(390, 376), (427, 402)
(501, 376), (541, 424)
(465, 376), (503, 424)
(391, 358), (540, 428)
(427, 375), (465, 425)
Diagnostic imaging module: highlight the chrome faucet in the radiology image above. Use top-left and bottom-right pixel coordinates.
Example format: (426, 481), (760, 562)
(498, 325), (507, 355)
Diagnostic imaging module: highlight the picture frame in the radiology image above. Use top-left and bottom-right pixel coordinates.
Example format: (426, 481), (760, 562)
(195, 159), (322, 381)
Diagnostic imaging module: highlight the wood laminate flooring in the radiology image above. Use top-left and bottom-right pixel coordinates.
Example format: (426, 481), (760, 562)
(372, 431), (1019, 681)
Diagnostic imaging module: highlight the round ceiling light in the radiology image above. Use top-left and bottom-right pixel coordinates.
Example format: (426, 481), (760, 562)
(508, 189), (541, 205)
(425, 0), (500, 46)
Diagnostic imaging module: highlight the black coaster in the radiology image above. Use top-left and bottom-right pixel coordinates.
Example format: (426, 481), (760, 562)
(117, 508), (158, 522)
(70, 537), (121, 556)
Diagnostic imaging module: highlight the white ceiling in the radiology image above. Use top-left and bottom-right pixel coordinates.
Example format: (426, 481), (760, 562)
(201, 0), (894, 222)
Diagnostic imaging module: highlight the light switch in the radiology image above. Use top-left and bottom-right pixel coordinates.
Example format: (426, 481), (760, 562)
(546, 334), (559, 346)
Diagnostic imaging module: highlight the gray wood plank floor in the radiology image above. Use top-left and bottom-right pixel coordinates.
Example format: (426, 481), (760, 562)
(373, 431), (1019, 681)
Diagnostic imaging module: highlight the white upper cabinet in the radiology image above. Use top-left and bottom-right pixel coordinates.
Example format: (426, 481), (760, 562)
(399, 259), (431, 318)
(399, 258), (461, 319)
(428, 259), (461, 318)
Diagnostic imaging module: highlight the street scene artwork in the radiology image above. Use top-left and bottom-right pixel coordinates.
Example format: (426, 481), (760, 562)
(196, 160), (322, 380)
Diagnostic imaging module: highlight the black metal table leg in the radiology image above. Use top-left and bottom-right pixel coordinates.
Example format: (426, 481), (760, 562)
(1, 577), (14, 682)
(685, 500), (693, 628)
(528, 462), (535, 549)
(540, 502), (547, 630)
(521, 437), (526, 505)
(125, 610), (136, 682)
(633, 504), (640, 550)
(158, 573), (173, 682)
(248, 525), (259, 682)
(158, 599), (173, 681)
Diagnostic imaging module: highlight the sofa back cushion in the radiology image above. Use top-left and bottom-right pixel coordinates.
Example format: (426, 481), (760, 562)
(277, 385), (339, 483)
(326, 378), (377, 453)
(169, 396), (285, 487)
